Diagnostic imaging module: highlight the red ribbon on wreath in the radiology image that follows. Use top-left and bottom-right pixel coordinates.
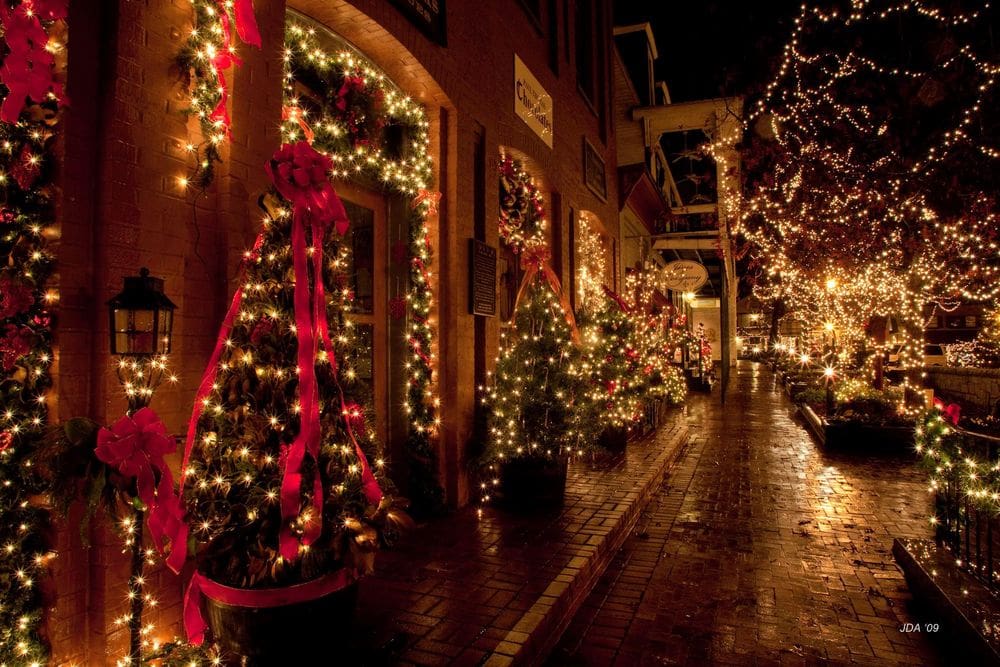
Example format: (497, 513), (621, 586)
(412, 189), (441, 216)
(95, 408), (186, 557)
(512, 243), (580, 344)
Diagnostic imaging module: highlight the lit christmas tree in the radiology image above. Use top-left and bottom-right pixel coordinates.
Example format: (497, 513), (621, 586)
(577, 295), (645, 430)
(174, 144), (407, 650)
(483, 244), (589, 461)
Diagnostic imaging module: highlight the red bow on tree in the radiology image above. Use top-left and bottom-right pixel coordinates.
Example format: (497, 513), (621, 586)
(413, 189), (442, 216)
(95, 408), (186, 559)
(265, 141), (381, 561)
(933, 398), (962, 426)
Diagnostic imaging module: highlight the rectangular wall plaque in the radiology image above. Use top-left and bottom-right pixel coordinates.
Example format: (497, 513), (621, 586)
(470, 239), (497, 317)
(388, 0), (447, 46)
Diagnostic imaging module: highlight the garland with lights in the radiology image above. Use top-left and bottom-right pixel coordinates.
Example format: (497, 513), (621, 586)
(914, 407), (1000, 562)
(176, 0), (261, 187)
(280, 21), (443, 513)
(0, 2), (68, 661)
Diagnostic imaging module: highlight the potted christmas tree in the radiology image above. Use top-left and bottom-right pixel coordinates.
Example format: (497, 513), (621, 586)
(171, 142), (407, 661)
(481, 241), (591, 508)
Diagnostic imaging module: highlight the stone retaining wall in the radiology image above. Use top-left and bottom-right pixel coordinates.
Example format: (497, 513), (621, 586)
(927, 367), (1000, 412)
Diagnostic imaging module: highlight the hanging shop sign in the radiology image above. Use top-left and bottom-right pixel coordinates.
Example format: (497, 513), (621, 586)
(583, 137), (607, 202)
(470, 238), (497, 316)
(389, 0), (447, 45)
(662, 259), (709, 292)
(514, 54), (553, 148)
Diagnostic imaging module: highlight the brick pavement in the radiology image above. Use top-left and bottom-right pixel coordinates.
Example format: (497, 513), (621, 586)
(550, 361), (954, 666)
(345, 411), (688, 665)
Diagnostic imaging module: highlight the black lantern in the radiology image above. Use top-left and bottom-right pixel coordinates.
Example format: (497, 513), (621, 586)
(107, 267), (176, 357)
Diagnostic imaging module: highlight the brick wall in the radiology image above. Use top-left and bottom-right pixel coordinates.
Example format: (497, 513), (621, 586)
(927, 367), (1000, 413)
(49, 0), (618, 661)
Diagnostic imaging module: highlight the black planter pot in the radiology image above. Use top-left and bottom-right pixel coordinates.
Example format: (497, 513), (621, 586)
(499, 456), (568, 510)
(598, 425), (629, 452)
(204, 578), (359, 664)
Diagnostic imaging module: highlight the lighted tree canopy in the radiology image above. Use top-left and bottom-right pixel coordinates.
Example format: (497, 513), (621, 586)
(732, 0), (1000, 368)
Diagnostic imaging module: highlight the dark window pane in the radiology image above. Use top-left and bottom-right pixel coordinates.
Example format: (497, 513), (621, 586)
(343, 199), (375, 314)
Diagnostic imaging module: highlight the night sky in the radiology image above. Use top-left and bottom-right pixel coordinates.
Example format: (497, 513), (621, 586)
(614, 0), (803, 102)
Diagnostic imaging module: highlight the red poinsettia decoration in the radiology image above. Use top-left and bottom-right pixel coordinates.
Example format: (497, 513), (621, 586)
(0, 324), (32, 371)
(0, 276), (35, 319)
(0, 208), (15, 224)
(0, 430), (12, 454)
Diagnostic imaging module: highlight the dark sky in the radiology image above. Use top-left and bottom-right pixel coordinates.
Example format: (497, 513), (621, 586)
(614, 1), (802, 102)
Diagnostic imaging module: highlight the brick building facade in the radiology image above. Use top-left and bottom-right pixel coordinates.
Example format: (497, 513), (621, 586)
(46, 1), (617, 662)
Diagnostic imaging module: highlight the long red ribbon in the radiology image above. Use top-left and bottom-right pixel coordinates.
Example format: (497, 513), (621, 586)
(512, 247), (580, 344)
(185, 567), (356, 645)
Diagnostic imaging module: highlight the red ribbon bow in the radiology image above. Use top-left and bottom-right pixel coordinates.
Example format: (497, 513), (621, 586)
(413, 189), (442, 216)
(512, 243), (580, 344)
(95, 408), (187, 560)
(933, 398), (962, 426)
(265, 141), (381, 561)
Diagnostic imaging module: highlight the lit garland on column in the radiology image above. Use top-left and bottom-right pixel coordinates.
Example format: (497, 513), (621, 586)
(0, 1), (67, 661)
(574, 214), (606, 312)
(176, 0), (261, 188)
(279, 21), (442, 512)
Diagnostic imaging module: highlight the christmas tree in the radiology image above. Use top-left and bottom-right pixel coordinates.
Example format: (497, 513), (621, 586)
(577, 295), (645, 430)
(482, 243), (591, 466)
(178, 143), (402, 595)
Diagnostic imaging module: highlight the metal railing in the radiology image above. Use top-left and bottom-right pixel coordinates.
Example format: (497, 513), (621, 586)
(934, 427), (1000, 590)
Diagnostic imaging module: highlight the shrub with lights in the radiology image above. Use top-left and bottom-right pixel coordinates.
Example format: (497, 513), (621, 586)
(577, 296), (645, 431)
(0, 2), (67, 661)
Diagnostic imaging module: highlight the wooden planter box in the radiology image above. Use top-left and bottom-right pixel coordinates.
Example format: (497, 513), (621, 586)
(800, 405), (914, 449)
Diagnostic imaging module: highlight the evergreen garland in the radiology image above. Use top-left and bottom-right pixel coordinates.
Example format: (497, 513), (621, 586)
(0, 109), (59, 665)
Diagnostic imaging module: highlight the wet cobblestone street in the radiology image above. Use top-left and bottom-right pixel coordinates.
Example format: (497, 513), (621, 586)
(551, 361), (953, 666)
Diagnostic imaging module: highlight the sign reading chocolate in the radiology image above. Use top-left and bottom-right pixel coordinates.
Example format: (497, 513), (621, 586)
(662, 260), (709, 292)
(514, 55), (553, 148)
